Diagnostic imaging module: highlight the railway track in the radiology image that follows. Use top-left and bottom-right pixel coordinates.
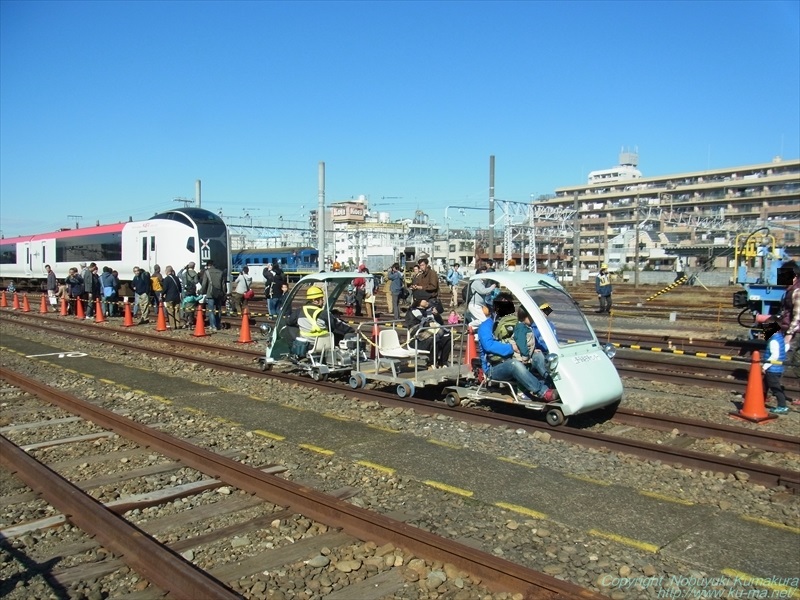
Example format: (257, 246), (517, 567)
(2, 312), (798, 492)
(5, 309), (798, 394)
(1, 368), (599, 599)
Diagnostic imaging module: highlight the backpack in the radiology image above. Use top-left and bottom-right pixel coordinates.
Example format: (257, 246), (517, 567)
(494, 314), (519, 340)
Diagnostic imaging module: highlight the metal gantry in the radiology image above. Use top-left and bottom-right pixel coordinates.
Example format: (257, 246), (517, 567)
(496, 200), (576, 271)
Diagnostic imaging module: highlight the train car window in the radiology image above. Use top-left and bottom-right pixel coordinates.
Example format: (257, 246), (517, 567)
(186, 236), (195, 253)
(55, 233), (123, 262)
(141, 237), (147, 261)
(150, 237), (156, 252)
(161, 207), (225, 226)
(0, 244), (16, 264)
(150, 212), (193, 227)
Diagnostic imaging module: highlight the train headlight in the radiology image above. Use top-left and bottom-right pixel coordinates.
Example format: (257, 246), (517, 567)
(259, 323), (273, 337)
(545, 353), (559, 372)
(603, 343), (617, 359)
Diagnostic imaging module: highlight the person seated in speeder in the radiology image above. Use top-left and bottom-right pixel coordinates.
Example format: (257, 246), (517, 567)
(285, 285), (354, 349)
(405, 297), (452, 368)
(477, 292), (559, 403)
(513, 302), (558, 381)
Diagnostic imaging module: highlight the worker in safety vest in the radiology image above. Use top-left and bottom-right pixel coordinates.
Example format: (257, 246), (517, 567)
(286, 286), (354, 350)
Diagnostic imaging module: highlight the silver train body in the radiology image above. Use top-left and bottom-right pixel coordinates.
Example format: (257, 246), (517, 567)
(0, 208), (230, 286)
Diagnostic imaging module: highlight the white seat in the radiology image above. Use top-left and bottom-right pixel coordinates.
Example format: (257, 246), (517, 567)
(378, 329), (418, 359)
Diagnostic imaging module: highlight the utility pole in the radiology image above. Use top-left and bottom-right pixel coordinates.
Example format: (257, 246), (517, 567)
(634, 194), (640, 289)
(317, 161), (325, 271)
(571, 193), (580, 287)
(488, 155), (495, 266)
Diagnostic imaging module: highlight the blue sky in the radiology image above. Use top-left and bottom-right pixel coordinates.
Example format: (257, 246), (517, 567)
(1, 0), (798, 237)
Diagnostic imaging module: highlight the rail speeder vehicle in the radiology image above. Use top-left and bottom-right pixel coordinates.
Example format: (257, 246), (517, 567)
(257, 271), (623, 426)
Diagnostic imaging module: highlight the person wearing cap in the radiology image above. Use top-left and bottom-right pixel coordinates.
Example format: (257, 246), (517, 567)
(761, 321), (789, 415)
(595, 264), (612, 314)
(286, 285), (354, 349)
(477, 292), (559, 403)
(514, 303), (558, 380)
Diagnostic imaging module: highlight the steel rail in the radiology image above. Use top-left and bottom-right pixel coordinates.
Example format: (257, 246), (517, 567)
(0, 368), (604, 599)
(4, 316), (798, 491)
(612, 408), (800, 454)
(0, 433), (239, 600)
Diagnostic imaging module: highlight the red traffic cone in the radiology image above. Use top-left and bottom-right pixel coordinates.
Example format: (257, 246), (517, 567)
(60, 296), (69, 316)
(12, 292), (20, 310)
(192, 305), (208, 337)
(21, 294), (31, 313)
(730, 350), (777, 423)
(123, 300), (135, 327)
(40, 294), (48, 314)
(155, 303), (167, 332)
(236, 308), (254, 343)
(75, 297), (85, 319)
(94, 298), (106, 323)
(0, 291), (7, 308)
(464, 325), (477, 365)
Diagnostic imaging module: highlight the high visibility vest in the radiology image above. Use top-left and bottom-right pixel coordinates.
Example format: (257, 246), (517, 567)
(299, 305), (328, 337)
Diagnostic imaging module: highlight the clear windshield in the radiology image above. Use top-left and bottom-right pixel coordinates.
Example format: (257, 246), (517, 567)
(525, 288), (596, 346)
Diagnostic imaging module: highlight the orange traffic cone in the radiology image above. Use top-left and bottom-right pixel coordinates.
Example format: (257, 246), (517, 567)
(123, 300), (135, 327)
(155, 303), (167, 332)
(21, 294), (31, 313)
(39, 295), (48, 314)
(236, 308), (254, 344)
(60, 297), (69, 316)
(192, 305), (208, 337)
(464, 325), (477, 365)
(730, 351), (777, 423)
(75, 297), (85, 320)
(0, 291), (7, 308)
(12, 292), (20, 310)
(94, 298), (106, 323)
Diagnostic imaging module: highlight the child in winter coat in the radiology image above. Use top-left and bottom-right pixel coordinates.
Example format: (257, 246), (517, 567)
(762, 321), (789, 414)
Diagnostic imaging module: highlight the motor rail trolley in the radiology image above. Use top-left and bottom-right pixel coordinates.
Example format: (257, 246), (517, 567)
(258, 272), (471, 393)
(443, 272), (623, 426)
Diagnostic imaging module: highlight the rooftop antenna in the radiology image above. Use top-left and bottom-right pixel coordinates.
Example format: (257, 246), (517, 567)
(67, 215), (82, 229)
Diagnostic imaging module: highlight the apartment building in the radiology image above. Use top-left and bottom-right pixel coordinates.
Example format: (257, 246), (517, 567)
(529, 154), (799, 274)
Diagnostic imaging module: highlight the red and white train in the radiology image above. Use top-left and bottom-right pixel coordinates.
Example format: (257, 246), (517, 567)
(0, 207), (231, 288)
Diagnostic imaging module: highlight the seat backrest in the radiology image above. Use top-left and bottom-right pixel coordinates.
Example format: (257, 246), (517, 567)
(379, 329), (405, 352)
